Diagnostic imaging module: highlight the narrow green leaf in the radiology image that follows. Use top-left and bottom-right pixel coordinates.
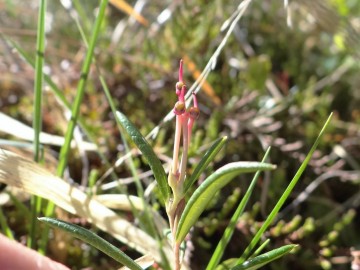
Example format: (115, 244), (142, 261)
(33, 0), (46, 162)
(38, 217), (143, 270)
(236, 113), (333, 264)
(29, 0), (46, 249)
(176, 161), (276, 243)
(230, 245), (297, 270)
(183, 136), (227, 194)
(116, 111), (170, 201)
(206, 148), (272, 270)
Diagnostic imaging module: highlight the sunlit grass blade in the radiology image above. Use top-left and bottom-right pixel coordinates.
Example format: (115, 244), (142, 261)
(116, 111), (170, 202)
(206, 147), (272, 270)
(176, 161), (276, 244)
(230, 244), (297, 270)
(29, 0), (46, 249)
(184, 136), (227, 195)
(235, 113), (333, 264)
(33, 0), (46, 162)
(38, 217), (143, 270)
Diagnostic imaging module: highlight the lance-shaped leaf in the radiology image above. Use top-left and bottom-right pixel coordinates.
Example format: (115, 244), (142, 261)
(229, 244), (297, 270)
(38, 217), (144, 270)
(116, 111), (170, 201)
(206, 148), (272, 270)
(176, 162), (276, 243)
(183, 136), (227, 195)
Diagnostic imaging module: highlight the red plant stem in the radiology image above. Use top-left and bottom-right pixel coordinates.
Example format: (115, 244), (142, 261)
(172, 115), (183, 174)
(192, 91), (198, 107)
(179, 85), (186, 102)
(187, 118), (194, 148)
(174, 242), (181, 270)
(179, 114), (189, 185)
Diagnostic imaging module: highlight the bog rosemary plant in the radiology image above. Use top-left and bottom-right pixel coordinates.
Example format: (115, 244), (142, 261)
(38, 60), (332, 270)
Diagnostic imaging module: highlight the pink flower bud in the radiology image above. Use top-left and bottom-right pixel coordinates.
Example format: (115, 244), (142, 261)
(175, 82), (184, 96)
(188, 106), (200, 120)
(173, 101), (186, 115)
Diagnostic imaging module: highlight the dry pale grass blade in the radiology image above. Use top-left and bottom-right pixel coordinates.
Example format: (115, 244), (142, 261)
(118, 254), (154, 270)
(95, 194), (168, 232)
(109, 0), (148, 26)
(0, 149), (170, 261)
(0, 113), (97, 151)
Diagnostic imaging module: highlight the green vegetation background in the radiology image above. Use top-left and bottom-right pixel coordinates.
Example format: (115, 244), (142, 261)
(0, 0), (359, 269)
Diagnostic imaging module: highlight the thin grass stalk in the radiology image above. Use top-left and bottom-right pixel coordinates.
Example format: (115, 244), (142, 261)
(29, 0), (46, 250)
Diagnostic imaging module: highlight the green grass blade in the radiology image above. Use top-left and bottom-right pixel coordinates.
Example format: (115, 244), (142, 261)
(230, 245), (297, 270)
(29, 0), (47, 249)
(206, 148), (272, 270)
(250, 239), (270, 259)
(38, 217), (143, 270)
(176, 161), (276, 244)
(236, 113), (333, 264)
(33, 0), (46, 161)
(116, 111), (170, 202)
(183, 136), (227, 195)
(56, 0), (109, 177)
